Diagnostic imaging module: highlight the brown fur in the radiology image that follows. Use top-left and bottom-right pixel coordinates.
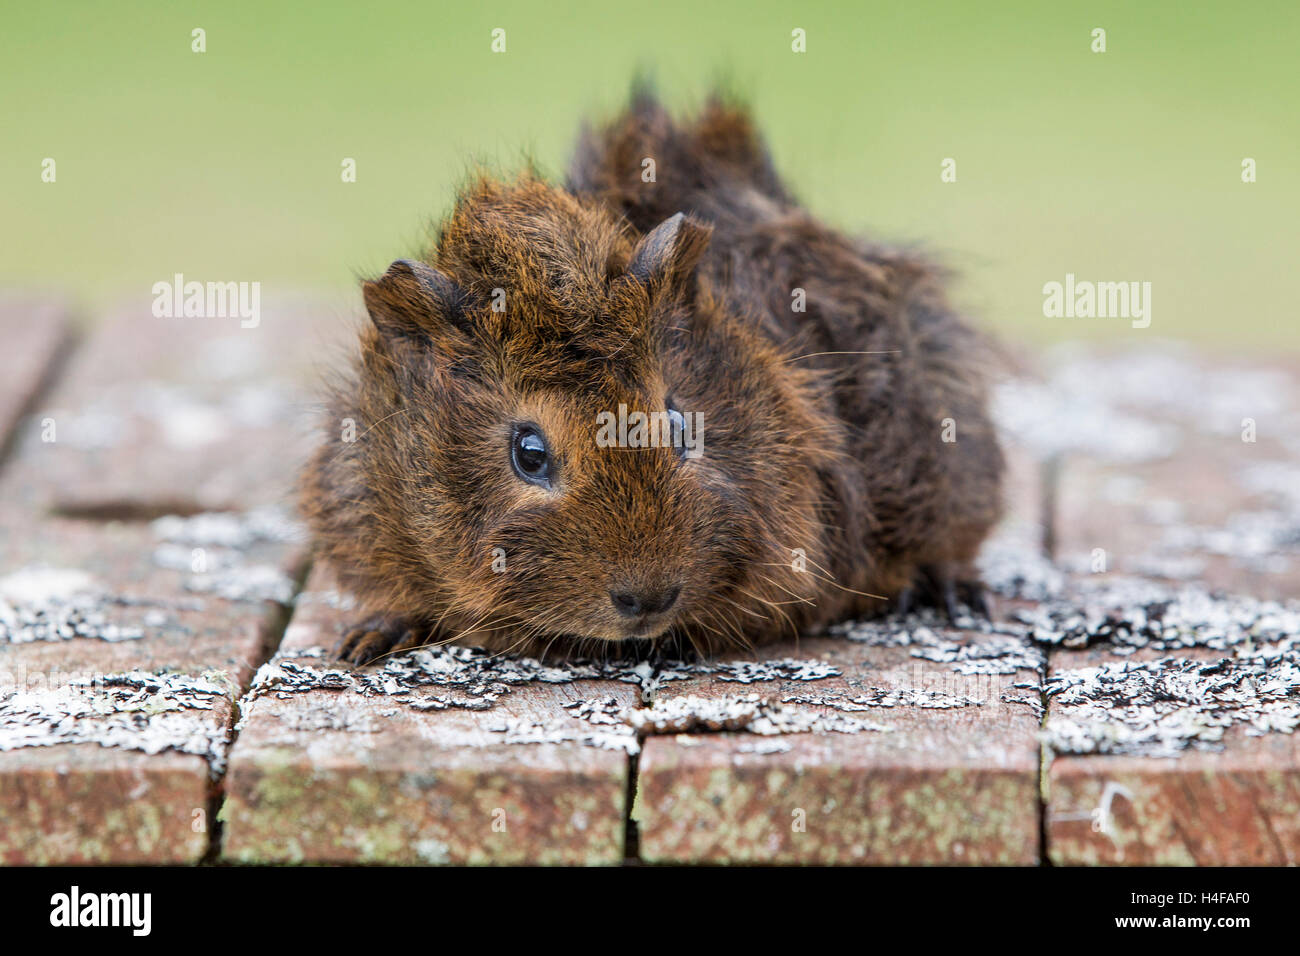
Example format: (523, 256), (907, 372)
(300, 91), (1004, 664)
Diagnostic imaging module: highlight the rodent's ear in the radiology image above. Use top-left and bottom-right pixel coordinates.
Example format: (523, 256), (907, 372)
(627, 212), (712, 291)
(362, 259), (467, 343)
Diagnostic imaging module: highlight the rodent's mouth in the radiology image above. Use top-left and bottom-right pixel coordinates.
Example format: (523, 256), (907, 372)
(570, 612), (677, 644)
(618, 615), (675, 640)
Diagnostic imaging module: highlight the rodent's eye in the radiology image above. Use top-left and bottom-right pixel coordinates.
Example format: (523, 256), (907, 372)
(666, 403), (687, 459)
(510, 424), (553, 486)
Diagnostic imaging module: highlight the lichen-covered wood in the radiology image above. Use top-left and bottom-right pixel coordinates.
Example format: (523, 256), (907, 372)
(220, 569), (640, 865)
(0, 296), (318, 864)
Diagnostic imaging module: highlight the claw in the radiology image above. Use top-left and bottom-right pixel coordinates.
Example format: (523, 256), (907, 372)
(965, 583), (992, 620)
(335, 615), (425, 666)
(894, 586), (915, 619)
(942, 577), (961, 623)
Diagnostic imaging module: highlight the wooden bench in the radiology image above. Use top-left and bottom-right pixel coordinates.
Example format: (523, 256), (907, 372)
(1, 294), (1296, 864)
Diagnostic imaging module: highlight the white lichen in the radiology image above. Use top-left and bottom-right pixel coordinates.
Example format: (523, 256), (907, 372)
(0, 670), (232, 776)
(625, 693), (891, 736)
(1045, 652), (1300, 758)
(150, 506), (302, 605)
(0, 566), (146, 644)
(783, 688), (985, 710)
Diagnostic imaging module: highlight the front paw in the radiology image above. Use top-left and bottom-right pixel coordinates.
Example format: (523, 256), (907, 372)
(336, 614), (427, 666)
(895, 564), (991, 623)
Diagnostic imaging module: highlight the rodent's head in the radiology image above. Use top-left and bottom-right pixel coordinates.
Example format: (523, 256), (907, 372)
(353, 176), (835, 653)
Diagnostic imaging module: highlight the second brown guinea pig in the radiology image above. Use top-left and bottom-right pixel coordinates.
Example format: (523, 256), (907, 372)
(300, 89), (1005, 665)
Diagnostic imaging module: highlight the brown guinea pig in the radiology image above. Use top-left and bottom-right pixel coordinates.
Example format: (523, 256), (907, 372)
(300, 90), (1004, 665)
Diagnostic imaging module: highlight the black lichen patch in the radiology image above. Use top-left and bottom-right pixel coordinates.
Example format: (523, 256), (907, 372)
(237, 644), (856, 752)
(242, 644), (845, 720)
(242, 644), (647, 718)
(1026, 577), (1300, 757)
(911, 635), (1043, 676)
(646, 657), (841, 698)
(0, 567), (212, 645)
(1015, 577), (1300, 654)
(492, 699), (639, 753)
(783, 689), (985, 710)
(829, 557), (1300, 758)
(1045, 652), (1300, 757)
(623, 693), (891, 736)
(555, 691), (899, 748)
(829, 614), (1044, 676)
(0, 670), (232, 776)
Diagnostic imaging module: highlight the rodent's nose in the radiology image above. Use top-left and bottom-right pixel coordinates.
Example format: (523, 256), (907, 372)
(610, 585), (681, 618)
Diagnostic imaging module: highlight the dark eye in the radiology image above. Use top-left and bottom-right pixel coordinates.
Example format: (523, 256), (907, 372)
(666, 404), (687, 458)
(510, 424), (552, 485)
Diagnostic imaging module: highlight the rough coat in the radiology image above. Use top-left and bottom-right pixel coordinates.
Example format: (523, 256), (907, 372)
(301, 93), (1004, 663)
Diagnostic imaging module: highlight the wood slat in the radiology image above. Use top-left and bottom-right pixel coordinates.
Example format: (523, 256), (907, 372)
(0, 292), (337, 863)
(1045, 638), (1300, 865)
(1042, 348), (1300, 863)
(220, 566), (640, 865)
(634, 630), (1043, 864)
(0, 294), (73, 460)
(2, 291), (353, 517)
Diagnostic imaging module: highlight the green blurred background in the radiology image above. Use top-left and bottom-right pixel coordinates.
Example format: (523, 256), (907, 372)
(3, 0), (1296, 350)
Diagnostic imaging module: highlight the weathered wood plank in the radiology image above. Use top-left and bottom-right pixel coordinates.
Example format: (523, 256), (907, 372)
(1049, 721), (1300, 866)
(634, 629), (1043, 864)
(0, 508), (298, 863)
(2, 291), (350, 516)
(1000, 345), (1300, 863)
(220, 567), (640, 865)
(1015, 344), (1300, 597)
(0, 294), (73, 459)
(1055, 431), (1300, 599)
(1034, 347), (1300, 863)
(0, 747), (213, 865)
(1039, 591), (1300, 865)
(0, 293), (333, 863)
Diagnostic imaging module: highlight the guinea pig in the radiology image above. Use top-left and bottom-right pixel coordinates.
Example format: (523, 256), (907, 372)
(300, 91), (1004, 665)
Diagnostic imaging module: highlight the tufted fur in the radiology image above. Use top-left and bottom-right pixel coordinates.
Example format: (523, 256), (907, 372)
(300, 91), (1004, 664)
